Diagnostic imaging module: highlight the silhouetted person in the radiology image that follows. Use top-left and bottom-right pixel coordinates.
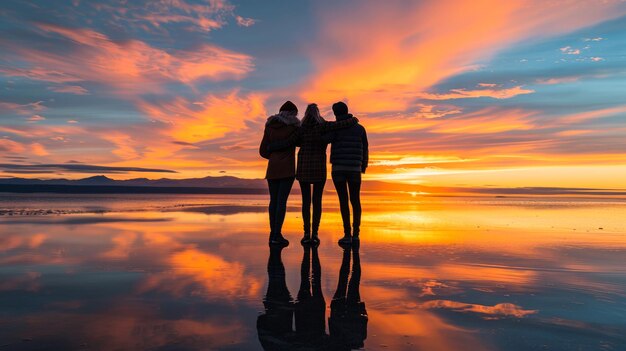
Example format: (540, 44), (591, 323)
(323, 102), (368, 245)
(260, 101), (300, 246)
(329, 243), (368, 350)
(268, 103), (358, 245)
(257, 245), (294, 350)
(295, 244), (327, 344)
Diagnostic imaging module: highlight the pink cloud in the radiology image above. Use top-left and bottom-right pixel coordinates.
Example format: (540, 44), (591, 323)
(0, 67), (81, 83)
(0, 100), (46, 115)
(48, 85), (90, 95)
(0, 139), (26, 153)
(27, 115), (46, 122)
(235, 16), (256, 27)
(4, 23), (253, 94)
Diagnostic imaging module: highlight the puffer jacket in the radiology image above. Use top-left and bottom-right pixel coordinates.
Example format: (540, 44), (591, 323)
(322, 114), (369, 173)
(259, 112), (300, 179)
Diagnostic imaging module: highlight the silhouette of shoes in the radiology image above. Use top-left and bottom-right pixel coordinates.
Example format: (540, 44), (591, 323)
(270, 234), (290, 247)
(338, 235), (352, 246)
(311, 235), (320, 246)
(301, 233), (311, 245)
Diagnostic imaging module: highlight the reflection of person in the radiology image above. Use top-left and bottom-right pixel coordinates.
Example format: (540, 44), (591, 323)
(322, 102), (369, 245)
(268, 104), (358, 245)
(257, 246), (294, 349)
(294, 244), (326, 342)
(259, 101), (300, 246)
(329, 243), (368, 349)
(258, 245), (331, 350)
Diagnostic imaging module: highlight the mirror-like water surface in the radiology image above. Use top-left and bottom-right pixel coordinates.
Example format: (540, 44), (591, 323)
(0, 194), (625, 350)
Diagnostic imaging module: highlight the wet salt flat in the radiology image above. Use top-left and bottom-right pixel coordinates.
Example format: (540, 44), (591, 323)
(0, 194), (625, 350)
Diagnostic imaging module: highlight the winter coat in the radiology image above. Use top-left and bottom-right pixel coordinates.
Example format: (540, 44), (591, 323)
(267, 117), (358, 182)
(322, 114), (369, 173)
(259, 112), (300, 179)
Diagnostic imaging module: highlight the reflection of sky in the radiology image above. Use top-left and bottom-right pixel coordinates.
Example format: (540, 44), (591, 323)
(1, 1), (626, 187)
(1, 196), (625, 350)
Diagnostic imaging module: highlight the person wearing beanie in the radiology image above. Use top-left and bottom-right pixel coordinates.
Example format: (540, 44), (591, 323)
(322, 102), (369, 245)
(259, 101), (301, 246)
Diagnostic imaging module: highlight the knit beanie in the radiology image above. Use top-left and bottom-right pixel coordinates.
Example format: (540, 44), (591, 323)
(279, 101), (298, 113)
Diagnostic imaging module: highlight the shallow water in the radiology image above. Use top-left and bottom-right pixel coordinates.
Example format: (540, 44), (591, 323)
(0, 194), (625, 350)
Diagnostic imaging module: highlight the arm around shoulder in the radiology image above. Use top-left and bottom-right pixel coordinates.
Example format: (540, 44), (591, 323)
(320, 116), (359, 132)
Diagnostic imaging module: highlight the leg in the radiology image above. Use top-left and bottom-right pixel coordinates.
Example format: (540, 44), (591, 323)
(267, 179), (280, 237)
(274, 177), (295, 235)
(311, 180), (326, 235)
(347, 172), (362, 237)
(299, 181), (312, 235)
(332, 172), (352, 244)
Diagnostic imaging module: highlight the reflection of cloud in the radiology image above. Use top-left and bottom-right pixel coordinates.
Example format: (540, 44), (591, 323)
(0, 272), (41, 292)
(137, 248), (261, 299)
(0, 233), (46, 252)
(421, 300), (537, 319)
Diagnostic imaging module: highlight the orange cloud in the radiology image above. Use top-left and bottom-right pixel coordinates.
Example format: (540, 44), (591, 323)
(0, 139), (26, 153)
(31, 142), (49, 156)
(302, 0), (626, 113)
(139, 91), (266, 144)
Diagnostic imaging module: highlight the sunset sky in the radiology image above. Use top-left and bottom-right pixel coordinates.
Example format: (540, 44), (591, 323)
(1, 0), (626, 188)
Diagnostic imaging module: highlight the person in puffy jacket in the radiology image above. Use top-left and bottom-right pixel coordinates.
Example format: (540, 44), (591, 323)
(322, 102), (368, 245)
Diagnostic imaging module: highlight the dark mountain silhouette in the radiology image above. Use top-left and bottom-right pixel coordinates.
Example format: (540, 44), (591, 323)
(0, 175), (264, 188)
(0, 175), (625, 197)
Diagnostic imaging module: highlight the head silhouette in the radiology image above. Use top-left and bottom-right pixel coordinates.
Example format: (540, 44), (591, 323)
(332, 101), (349, 117)
(279, 100), (298, 114)
(301, 103), (325, 126)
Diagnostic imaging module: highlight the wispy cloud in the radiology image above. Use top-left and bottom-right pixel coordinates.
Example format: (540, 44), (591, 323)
(3, 23), (254, 94)
(48, 85), (90, 95)
(417, 86), (534, 100)
(0, 163), (176, 174)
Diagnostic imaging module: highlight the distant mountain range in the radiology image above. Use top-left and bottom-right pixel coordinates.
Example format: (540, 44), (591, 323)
(0, 175), (625, 197)
(0, 175), (265, 188)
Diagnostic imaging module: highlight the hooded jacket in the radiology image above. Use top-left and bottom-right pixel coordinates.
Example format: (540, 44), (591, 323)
(259, 112), (301, 179)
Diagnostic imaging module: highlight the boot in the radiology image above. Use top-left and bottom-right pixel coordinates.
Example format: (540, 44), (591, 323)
(270, 232), (289, 246)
